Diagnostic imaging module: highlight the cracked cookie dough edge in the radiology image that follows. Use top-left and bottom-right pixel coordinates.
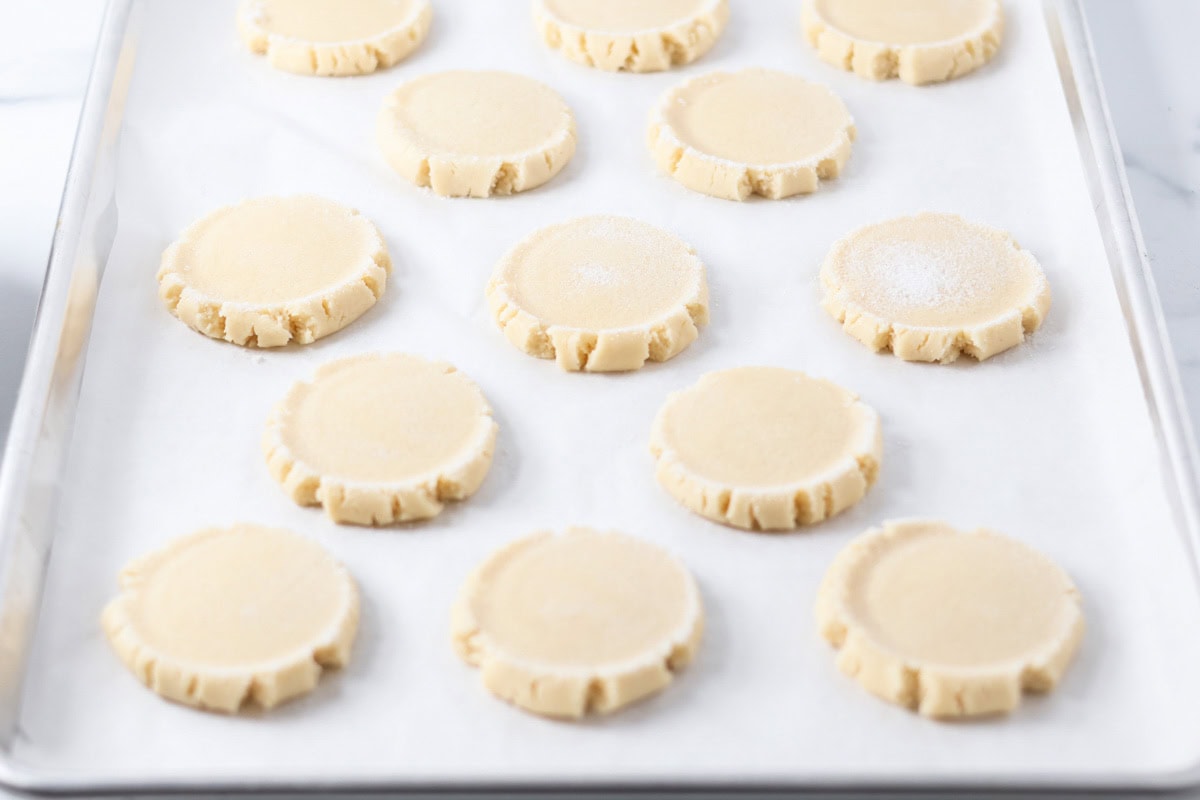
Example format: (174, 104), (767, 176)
(156, 197), (391, 348)
(485, 231), (710, 372)
(531, 0), (730, 73)
(100, 525), (360, 713)
(815, 519), (1085, 718)
(376, 82), (578, 198)
(818, 214), (1052, 363)
(647, 70), (856, 201)
(262, 354), (499, 526)
(237, 0), (432, 76)
(801, 0), (1004, 86)
(648, 376), (883, 531)
(450, 528), (705, 718)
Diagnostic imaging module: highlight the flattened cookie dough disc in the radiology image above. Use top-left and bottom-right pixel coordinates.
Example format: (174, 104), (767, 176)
(101, 524), (359, 712)
(820, 212), (1050, 363)
(816, 519), (1085, 718)
(378, 70), (577, 198)
(157, 195), (390, 348)
(802, 0), (1003, 85)
(533, 0), (730, 73)
(487, 215), (709, 372)
(648, 68), (855, 201)
(452, 528), (703, 718)
(650, 367), (882, 531)
(238, 0), (432, 76)
(263, 353), (498, 525)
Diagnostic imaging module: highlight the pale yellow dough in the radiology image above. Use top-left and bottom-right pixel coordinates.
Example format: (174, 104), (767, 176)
(101, 524), (359, 713)
(487, 216), (709, 372)
(238, 0), (432, 76)
(263, 353), (497, 526)
(816, 519), (1085, 718)
(648, 68), (855, 201)
(650, 367), (881, 531)
(378, 71), (577, 198)
(533, 0), (730, 72)
(820, 212), (1050, 363)
(802, 0), (1004, 85)
(452, 528), (703, 718)
(157, 195), (390, 348)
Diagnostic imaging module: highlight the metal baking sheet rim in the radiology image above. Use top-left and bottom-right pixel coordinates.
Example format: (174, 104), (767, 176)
(2, 0), (1200, 795)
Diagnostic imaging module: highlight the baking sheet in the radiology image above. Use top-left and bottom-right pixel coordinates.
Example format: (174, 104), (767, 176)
(11, 0), (1200, 788)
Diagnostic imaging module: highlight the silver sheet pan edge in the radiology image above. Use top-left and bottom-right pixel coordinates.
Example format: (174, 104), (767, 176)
(0, 0), (136, 792)
(2, 0), (1199, 795)
(1050, 0), (1200, 585)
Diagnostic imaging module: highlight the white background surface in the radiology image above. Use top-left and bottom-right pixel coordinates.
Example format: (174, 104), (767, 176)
(1, 0), (1199, 796)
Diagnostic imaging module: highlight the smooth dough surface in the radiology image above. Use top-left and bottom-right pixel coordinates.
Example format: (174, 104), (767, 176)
(157, 195), (390, 348)
(648, 68), (855, 200)
(378, 70), (577, 198)
(650, 367), (881, 531)
(263, 353), (498, 525)
(238, 0), (432, 76)
(487, 215), (709, 372)
(816, 519), (1085, 718)
(102, 524), (359, 712)
(802, 0), (1003, 85)
(533, 0), (729, 72)
(452, 528), (703, 718)
(820, 212), (1050, 363)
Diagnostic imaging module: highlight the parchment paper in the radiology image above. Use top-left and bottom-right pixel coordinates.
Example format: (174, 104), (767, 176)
(14, 0), (1200, 787)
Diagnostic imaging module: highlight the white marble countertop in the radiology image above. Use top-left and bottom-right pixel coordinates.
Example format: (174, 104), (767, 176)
(1088, 0), (1200, 410)
(0, 4), (1197, 797)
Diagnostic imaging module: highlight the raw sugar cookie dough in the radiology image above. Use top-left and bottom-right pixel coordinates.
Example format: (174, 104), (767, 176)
(648, 69), (855, 201)
(102, 524), (359, 713)
(487, 215), (709, 372)
(802, 0), (1003, 85)
(820, 212), (1050, 363)
(157, 195), (390, 348)
(238, 0), (432, 76)
(378, 70), (577, 198)
(264, 353), (498, 525)
(816, 519), (1084, 718)
(650, 367), (881, 531)
(533, 0), (730, 72)
(452, 528), (703, 718)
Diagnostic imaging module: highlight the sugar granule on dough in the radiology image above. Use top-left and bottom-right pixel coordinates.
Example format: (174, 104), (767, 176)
(848, 239), (1002, 311)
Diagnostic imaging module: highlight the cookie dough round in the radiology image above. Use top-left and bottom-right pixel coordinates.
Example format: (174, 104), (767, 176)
(487, 216), (709, 372)
(237, 0), (432, 77)
(264, 353), (498, 526)
(648, 68), (855, 201)
(157, 195), (390, 348)
(101, 524), (359, 712)
(650, 367), (881, 531)
(802, 0), (1003, 85)
(820, 212), (1051, 363)
(452, 527), (703, 718)
(378, 70), (577, 198)
(816, 519), (1085, 718)
(533, 0), (730, 73)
